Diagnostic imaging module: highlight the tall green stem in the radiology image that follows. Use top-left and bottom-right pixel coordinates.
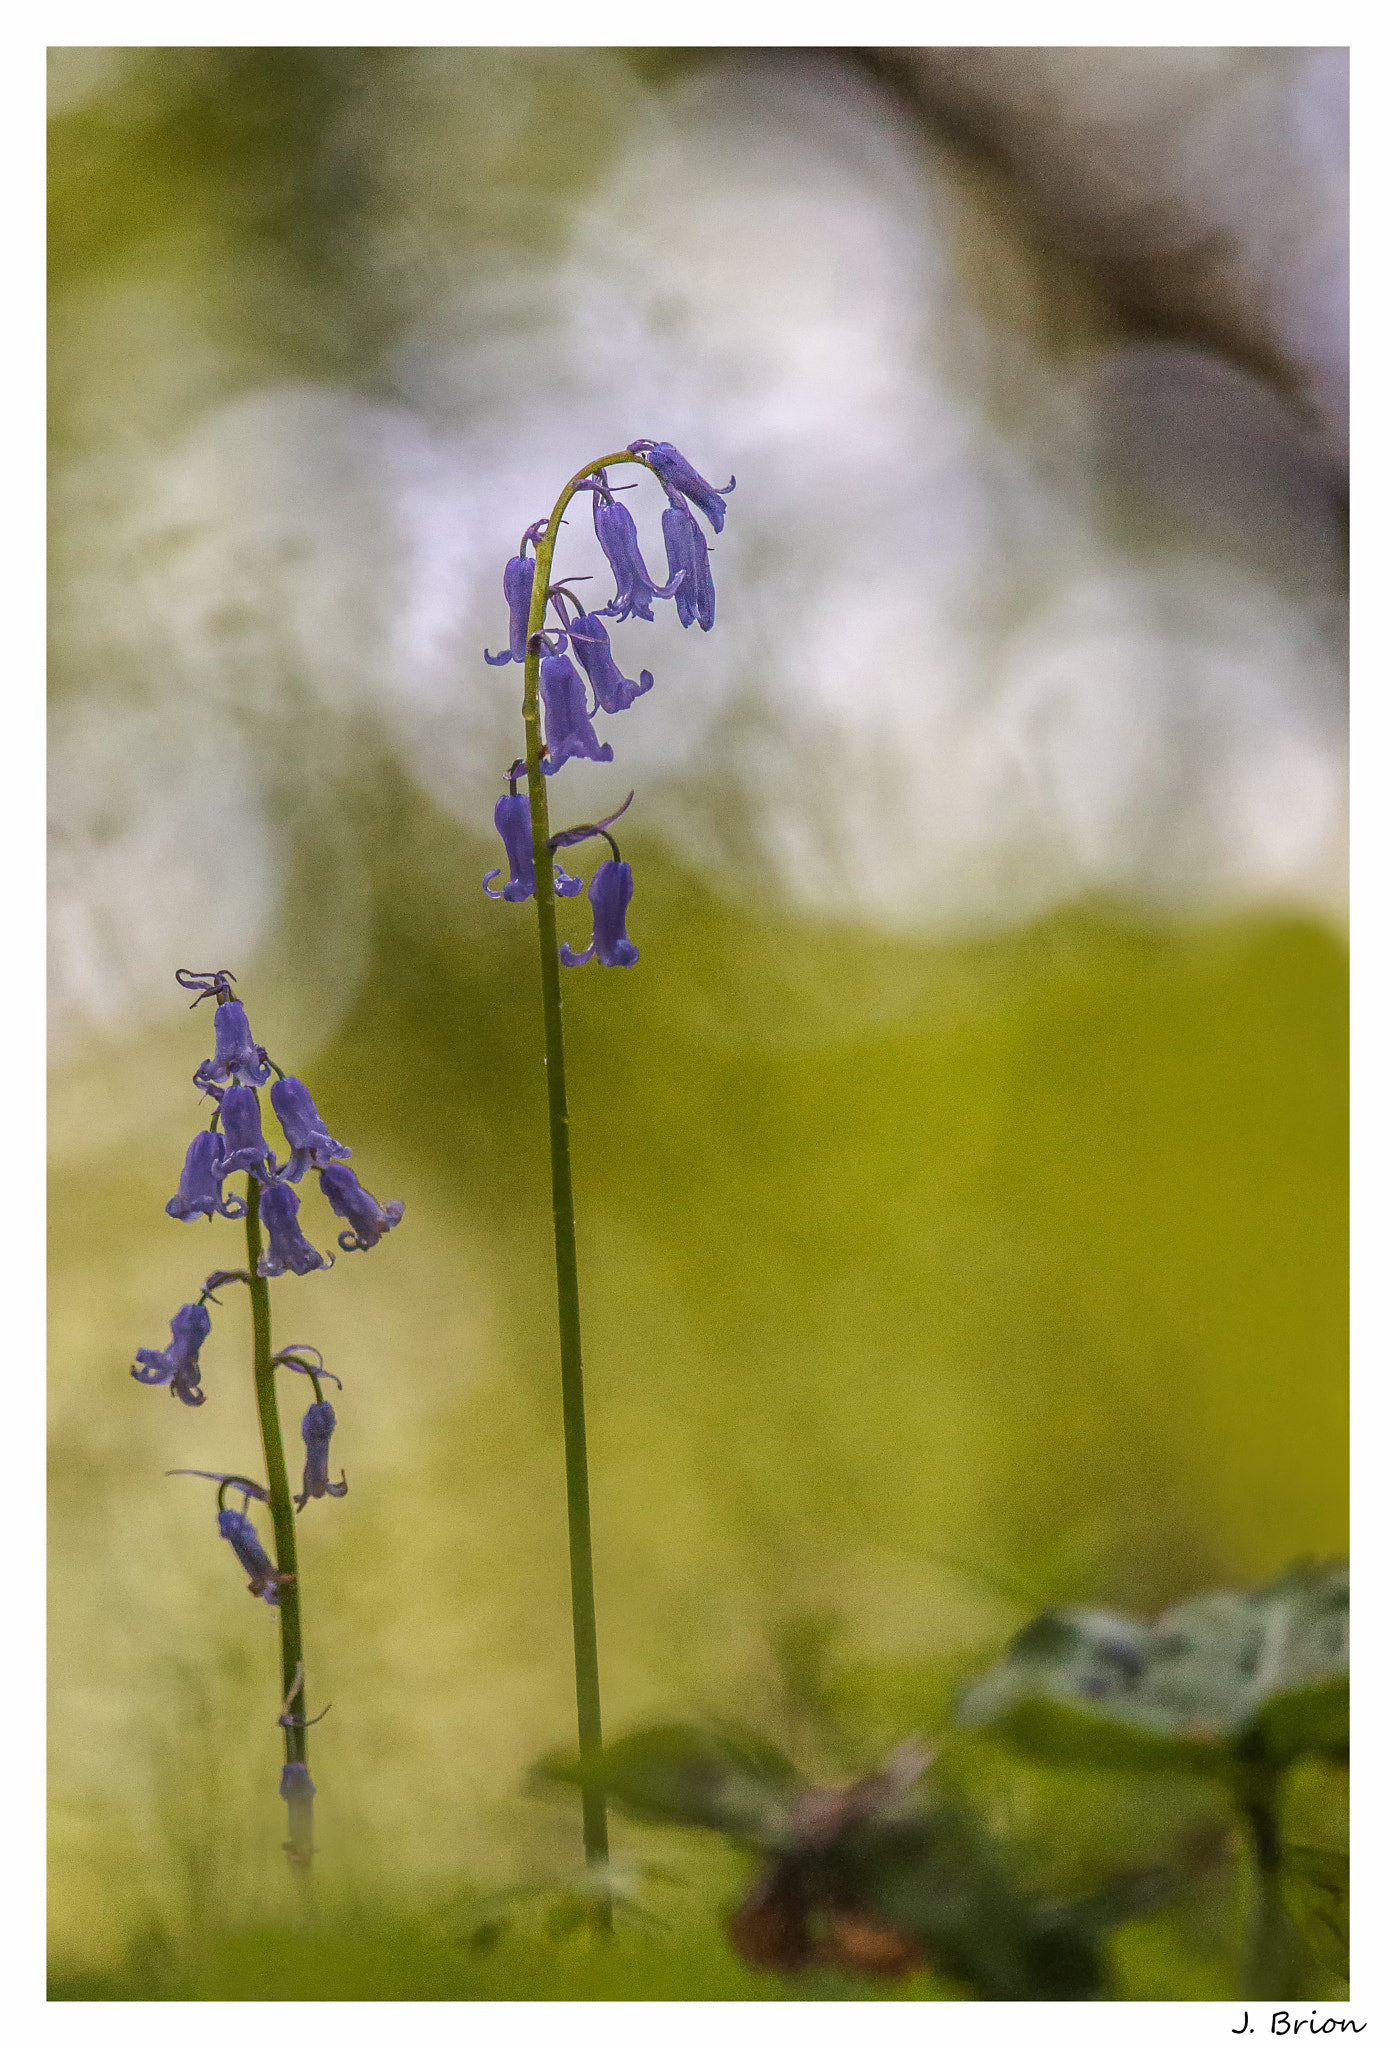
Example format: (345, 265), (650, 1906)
(1236, 1760), (1300, 1998)
(245, 1178), (312, 1870)
(520, 451), (648, 1904)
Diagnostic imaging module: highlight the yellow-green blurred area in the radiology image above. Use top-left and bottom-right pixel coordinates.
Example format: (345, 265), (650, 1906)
(49, 48), (1347, 1999)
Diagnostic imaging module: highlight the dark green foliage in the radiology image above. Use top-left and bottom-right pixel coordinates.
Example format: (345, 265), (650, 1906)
(1280, 1846), (1349, 1983)
(539, 1721), (1169, 1998)
(955, 1561), (1347, 1775)
(537, 1721), (804, 1847)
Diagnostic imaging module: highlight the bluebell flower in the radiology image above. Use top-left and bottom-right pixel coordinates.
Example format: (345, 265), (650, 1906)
(166, 1128), (248, 1221)
(216, 1085), (275, 1180)
(280, 1759), (316, 1801)
(592, 492), (682, 623)
(540, 653), (615, 774)
(218, 1506), (289, 1603)
(484, 551), (537, 666)
(257, 1181), (330, 1278)
(629, 440), (736, 532)
(270, 1076), (352, 1184)
(662, 503), (716, 631)
(194, 997), (272, 1097)
(295, 1401), (348, 1510)
(483, 790), (584, 901)
(568, 610), (655, 712)
(319, 1163), (404, 1252)
(133, 1301), (212, 1405)
(561, 860), (640, 969)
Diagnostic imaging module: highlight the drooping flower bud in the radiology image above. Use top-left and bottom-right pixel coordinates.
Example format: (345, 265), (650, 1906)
(132, 1301), (213, 1406)
(540, 653), (615, 775)
(270, 1076), (352, 1185)
(257, 1180), (330, 1278)
(319, 1164), (404, 1252)
(294, 1400), (348, 1509)
(166, 1129), (248, 1221)
(561, 859), (640, 969)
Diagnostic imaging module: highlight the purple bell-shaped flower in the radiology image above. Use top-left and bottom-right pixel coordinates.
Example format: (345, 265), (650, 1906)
(218, 1506), (288, 1604)
(319, 1163), (405, 1252)
(257, 1181), (330, 1278)
(568, 610), (654, 712)
(217, 1085), (274, 1180)
(629, 439), (736, 532)
(484, 551), (537, 666)
(294, 1401), (348, 1510)
(194, 997), (272, 1097)
(483, 790), (583, 901)
(132, 1301), (213, 1406)
(561, 859), (640, 969)
(540, 652), (615, 775)
(592, 493), (682, 624)
(270, 1076), (352, 1185)
(662, 502), (716, 631)
(166, 1128), (248, 1221)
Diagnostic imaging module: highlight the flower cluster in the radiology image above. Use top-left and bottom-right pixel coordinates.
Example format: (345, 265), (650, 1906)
(483, 440), (734, 969)
(136, 970), (404, 1602)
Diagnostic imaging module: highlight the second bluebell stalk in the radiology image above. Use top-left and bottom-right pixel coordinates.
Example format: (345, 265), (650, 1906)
(480, 441), (733, 1913)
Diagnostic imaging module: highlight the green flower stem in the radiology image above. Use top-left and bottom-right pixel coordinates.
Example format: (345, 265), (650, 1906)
(245, 1176), (312, 1871)
(520, 450), (650, 1908)
(1236, 1760), (1301, 1999)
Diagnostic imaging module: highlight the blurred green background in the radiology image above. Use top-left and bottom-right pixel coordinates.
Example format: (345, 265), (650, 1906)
(48, 48), (1347, 1999)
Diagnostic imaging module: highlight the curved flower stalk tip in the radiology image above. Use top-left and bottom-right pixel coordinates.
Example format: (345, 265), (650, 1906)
(294, 1400), (348, 1510)
(540, 652), (615, 774)
(567, 609), (654, 713)
(257, 1180), (331, 1278)
(167, 1128), (247, 1221)
(562, 859), (640, 969)
(193, 996), (272, 1097)
(592, 491), (683, 623)
(273, 1344), (343, 1390)
(484, 788), (584, 902)
(319, 1162), (404, 1252)
(217, 1085), (275, 1181)
(270, 1075), (352, 1183)
(133, 1301), (212, 1406)
(662, 503), (716, 631)
(628, 439), (736, 532)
